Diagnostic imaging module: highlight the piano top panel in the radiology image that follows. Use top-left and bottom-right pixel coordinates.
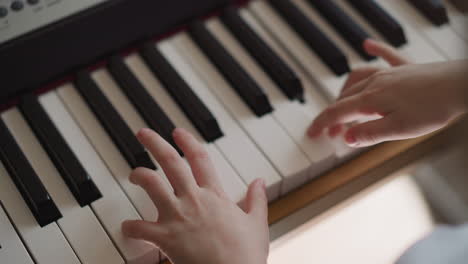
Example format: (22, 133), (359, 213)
(0, 0), (231, 104)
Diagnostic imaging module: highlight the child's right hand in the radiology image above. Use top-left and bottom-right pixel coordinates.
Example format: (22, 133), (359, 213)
(309, 39), (468, 148)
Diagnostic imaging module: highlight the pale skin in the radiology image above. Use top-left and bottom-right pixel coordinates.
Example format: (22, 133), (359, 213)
(122, 40), (468, 264)
(309, 39), (468, 147)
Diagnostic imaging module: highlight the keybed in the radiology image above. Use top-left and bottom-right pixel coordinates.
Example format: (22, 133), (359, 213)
(1, 0), (466, 263)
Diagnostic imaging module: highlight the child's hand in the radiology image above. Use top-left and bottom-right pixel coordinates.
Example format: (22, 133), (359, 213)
(122, 128), (269, 264)
(309, 39), (468, 147)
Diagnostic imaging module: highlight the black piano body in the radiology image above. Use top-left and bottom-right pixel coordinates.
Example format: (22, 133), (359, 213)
(0, 0), (232, 104)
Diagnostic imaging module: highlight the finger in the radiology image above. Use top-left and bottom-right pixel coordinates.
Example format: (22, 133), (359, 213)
(308, 94), (379, 137)
(364, 39), (410, 66)
(328, 124), (343, 138)
(244, 179), (268, 222)
(338, 67), (382, 100)
(137, 128), (197, 196)
(130, 167), (176, 214)
(172, 128), (222, 191)
(122, 220), (163, 245)
(345, 115), (399, 147)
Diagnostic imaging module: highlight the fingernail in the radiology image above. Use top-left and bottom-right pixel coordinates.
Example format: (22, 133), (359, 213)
(345, 132), (358, 147)
(137, 128), (151, 137)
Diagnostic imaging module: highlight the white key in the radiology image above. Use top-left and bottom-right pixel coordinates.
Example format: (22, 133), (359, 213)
(173, 31), (295, 199)
(91, 69), (172, 190)
(92, 69), (146, 135)
(291, 0), (385, 96)
(239, 9), (337, 184)
(444, 0), (468, 42)
(39, 91), (159, 264)
(172, 33), (282, 201)
(374, 0), (445, 63)
(205, 18), (312, 193)
(199, 19), (311, 194)
(333, 0), (445, 64)
(249, 1), (361, 158)
(334, 0), (388, 43)
(376, 0), (468, 60)
(124, 52), (247, 203)
(0, 202), (34, 264)
(2, 108), (123, 264)
(0, 159), (79, 264)
(249, 1), (344, 101)
(57, 84), (158, 222)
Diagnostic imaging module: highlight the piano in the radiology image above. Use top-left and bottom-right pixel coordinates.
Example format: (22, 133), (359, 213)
(0, 0), (466, 263)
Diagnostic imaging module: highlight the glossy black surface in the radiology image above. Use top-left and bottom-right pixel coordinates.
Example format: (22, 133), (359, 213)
(269, 0), (350, 75)
(0, 0), (228, 103)
(189, 20), (274, 117)
(19, 94), (102, 207)
(140, 43), (224, 142)
(306, 0), (375, 61)
(221, 6), (304, 102)
(74, 72), (156, 170)
(407, 0), (449, 26)
(107, 56), (181, 155)
(0, 119), (62, 227)
(347, 0), (407, 47)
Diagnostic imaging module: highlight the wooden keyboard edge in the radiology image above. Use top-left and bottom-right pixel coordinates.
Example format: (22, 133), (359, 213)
(268, 127), (452, 224)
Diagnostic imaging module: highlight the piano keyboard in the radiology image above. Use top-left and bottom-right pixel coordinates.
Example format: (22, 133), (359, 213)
(0, 0), (466, 263)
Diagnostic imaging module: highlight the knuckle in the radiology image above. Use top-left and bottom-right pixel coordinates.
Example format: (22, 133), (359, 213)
(171, 205), (191, 223)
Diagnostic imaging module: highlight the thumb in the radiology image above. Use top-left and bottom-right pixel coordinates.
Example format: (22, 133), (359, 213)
(345, 116), (398, 148)
(244, 178), (268, 221)
(364, 39), (410, 66)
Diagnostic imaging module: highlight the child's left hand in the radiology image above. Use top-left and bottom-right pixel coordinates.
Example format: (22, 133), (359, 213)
(122, 128), (269, 264)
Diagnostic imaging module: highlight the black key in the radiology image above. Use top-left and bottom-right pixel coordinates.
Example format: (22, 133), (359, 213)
(269, 0), (350, 75)
(107, 56), (182, 155)
(305, 0), (375, 61)
(74, 71), (156, 170)
(140, 43), (224, 142)
(188, 20), (274, 117)
(19, 94), (102, 207)
(0, 119), (62, 227)
(406, 0), (449, 26)
(220, 6), (305, 102)
(346, 0), (407, 47)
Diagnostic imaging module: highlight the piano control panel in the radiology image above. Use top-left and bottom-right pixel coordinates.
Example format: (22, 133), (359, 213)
(0, 0), (108, 44)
